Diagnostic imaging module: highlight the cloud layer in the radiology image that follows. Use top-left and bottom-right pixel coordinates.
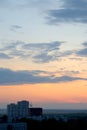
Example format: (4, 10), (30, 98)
(0, 68), (86, 85)
(0, 40), (87, 63)
(0, 41), (63, 63)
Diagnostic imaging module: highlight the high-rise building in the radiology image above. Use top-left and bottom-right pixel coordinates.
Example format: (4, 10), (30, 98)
(17, 100), (29, 118)
(7, 103), (18, 122)
(7, 100), (29, 122)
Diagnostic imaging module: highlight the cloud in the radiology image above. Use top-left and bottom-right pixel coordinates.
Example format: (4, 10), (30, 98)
(32, 49), (73, 63)
(47, 0), (87, 24)
(0, 68), (86, 85)
(0, 41), (64, 63)
(17, 41), (63, 62)
(33, 52), (57, 63)
(82, 42), (87, 47)
(12, 25), (22, 29)
(0, 41), (24, 51)
(10, 25), (22, 32)
(1, 40), (86, 62)
(77, 48), (87, 56)
(62, 0), (87, 9)
(22, 41), (62, 63)
(76, 42), (87, 56)
(0, 53), (11, 59)
(22, 41), (61, 50)
(57, 70), (80, 76)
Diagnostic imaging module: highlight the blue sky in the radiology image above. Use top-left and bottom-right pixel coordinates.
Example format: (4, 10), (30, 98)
(0, 0), (87, 46)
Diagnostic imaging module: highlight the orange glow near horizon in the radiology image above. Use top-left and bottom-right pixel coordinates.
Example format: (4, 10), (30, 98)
(0, 80), (87, 108)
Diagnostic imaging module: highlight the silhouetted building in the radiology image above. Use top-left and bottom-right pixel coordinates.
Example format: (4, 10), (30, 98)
(29, 108), (43, 116)
(7, 103), (18, 122)
(17, 100), (29, 118)
(7, 100), (29, 122)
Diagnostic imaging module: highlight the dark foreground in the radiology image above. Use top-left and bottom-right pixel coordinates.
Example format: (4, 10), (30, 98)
(19, 117), (87, 130)
(1, 114), (87, 130)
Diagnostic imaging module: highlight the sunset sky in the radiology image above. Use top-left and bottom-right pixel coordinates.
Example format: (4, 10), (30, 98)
(0, 0), (87, 109)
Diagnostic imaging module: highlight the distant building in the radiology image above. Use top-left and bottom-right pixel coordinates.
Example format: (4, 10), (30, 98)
(7, 100), (29, 122)
(7, 100), (43, 122)
(17, 100), (29, 118)
(7, 103), (18, 122)
(29, 108), (43, 116)
(0, 123), (27, 130)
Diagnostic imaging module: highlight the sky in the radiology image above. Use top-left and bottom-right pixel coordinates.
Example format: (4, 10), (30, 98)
(0, 0), (87, 109)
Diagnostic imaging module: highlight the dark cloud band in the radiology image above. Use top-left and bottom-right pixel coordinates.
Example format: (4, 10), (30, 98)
(0, 68), (86, 85)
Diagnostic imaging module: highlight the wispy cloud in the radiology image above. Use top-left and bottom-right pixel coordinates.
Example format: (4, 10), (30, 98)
(10, 25), (22, 32)
(0, 68), (86, 85)
(0, 41), (64, 62)
(0, 40), (87, 62)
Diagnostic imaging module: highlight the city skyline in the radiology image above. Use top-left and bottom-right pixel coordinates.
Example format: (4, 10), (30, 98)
(0, 0), (87, 109)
